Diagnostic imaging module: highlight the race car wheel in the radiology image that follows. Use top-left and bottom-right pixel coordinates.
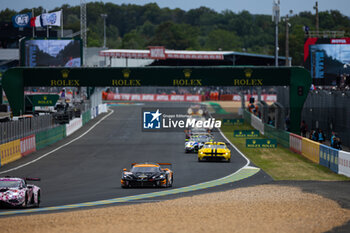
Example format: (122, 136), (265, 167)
(227, 158), (231, 163)
(198, 158), (202, 162)
(31, 193), (35, 205)
(164, 178), (170, 188)
(169, 175), (173, 187)
(22, 194), (28, 208)
(36, 191), (41, 208)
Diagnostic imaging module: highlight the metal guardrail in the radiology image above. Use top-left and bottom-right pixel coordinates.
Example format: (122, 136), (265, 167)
(0, 115), (56, 144)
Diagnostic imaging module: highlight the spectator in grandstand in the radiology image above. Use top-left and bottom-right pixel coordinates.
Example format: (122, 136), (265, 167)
(311, 129), (319, 141)
(318, 129), (325, 143)
(300, 120), (308, 137)
(60, 89), (66, 99)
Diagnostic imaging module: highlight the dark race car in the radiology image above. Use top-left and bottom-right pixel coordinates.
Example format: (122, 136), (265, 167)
(121, 163), (173, 188)
(0, 177), (41, 208)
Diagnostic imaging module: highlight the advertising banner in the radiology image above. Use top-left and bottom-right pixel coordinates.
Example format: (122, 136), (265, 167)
(107, 94), (202, 102)
(20, 135), (36, 156)
(339, 150), (350, 177)
(0, 139), (21, 166)
(234, 130), (259, 137)
(301, 138), (320, 164)
(290, 133), (302, 154)
(66, 118), (83, 136)
(246, 139), (277, 148)
(222, 119), (244, 126)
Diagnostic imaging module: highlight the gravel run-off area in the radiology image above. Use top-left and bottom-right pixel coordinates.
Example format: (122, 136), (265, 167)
(1, 185), (350, 233)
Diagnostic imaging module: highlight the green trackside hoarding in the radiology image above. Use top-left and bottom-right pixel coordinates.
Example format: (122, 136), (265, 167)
(2, 66), (312, 133)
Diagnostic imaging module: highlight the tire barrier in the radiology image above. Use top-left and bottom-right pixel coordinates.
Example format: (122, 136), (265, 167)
(0, 139), (21, 167)
(290, 133), (302, 154)
(244, 109), (349, 177)
(20, 135), (36, 156)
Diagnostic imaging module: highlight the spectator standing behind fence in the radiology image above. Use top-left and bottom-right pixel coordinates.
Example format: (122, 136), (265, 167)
(318, 129), (325, 143)
(300, 120), (308, 137)
(311, 129), (319, 141)
(331, 132), (342, 150)
(331, 132), (336, 148)
(337, 137), (342, 150)
(333, 137), (342, 150)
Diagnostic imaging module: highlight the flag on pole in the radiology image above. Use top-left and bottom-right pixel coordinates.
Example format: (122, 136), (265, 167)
(30, 15), (42, 27)
(12, 12), (32, 27)
(41, 10), (62, 27)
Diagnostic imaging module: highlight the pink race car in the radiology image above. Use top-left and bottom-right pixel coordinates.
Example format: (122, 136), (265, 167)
(0, 177), (41, 208)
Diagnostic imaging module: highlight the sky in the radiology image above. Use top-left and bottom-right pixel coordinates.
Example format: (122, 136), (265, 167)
(1, 0), (350, 17)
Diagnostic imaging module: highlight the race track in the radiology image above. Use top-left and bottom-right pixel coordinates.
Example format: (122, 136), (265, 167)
(0, 102), (270, 212)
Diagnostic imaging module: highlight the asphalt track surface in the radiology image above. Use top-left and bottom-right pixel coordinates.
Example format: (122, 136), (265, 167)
(0, 102), (271, 213)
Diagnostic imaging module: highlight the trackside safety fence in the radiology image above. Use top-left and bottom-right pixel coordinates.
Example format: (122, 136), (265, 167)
(243, 109), (350, 177)
(0, 115), (54, 144)
(0, 104), (108, 168)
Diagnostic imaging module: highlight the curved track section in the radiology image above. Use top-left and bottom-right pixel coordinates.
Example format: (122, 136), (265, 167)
(0, 103), (264, 215)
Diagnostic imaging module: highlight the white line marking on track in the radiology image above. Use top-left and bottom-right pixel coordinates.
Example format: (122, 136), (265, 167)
(208, 110), (254, 174)
(0, 110), (114, 175)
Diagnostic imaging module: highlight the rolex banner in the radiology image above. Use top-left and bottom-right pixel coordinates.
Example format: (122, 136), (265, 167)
(234, 130), (259, 137)
(246, 139), (277, 148)
(41, 10), (62, 26)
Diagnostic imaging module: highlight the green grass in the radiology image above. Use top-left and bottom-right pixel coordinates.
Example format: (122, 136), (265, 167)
(221, 124), (349, 181)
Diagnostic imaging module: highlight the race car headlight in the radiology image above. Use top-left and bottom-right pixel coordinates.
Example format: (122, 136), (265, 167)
(159, 175), (165, 179)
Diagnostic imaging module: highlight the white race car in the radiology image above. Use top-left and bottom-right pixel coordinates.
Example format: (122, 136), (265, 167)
(0, 177), (41, 208)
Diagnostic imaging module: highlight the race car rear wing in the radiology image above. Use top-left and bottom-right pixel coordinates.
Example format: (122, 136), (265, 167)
(4, 176), (41, 181)
(131, 162), (172, 167)
(24, 178), (41, 181)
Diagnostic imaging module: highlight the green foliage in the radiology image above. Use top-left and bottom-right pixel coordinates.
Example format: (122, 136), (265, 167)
(205, 29), (241, 50)
(1, 3), (350, 65)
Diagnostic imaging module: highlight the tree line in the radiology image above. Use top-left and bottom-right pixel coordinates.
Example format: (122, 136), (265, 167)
(1, 2), (350, 65)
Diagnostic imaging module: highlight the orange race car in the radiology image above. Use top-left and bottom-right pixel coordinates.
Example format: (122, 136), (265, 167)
(121, 163), (173, 188)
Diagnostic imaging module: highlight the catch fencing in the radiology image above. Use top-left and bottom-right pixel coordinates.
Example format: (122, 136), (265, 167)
(0, 115), (54, 145)
(0, 103), (107, 168)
